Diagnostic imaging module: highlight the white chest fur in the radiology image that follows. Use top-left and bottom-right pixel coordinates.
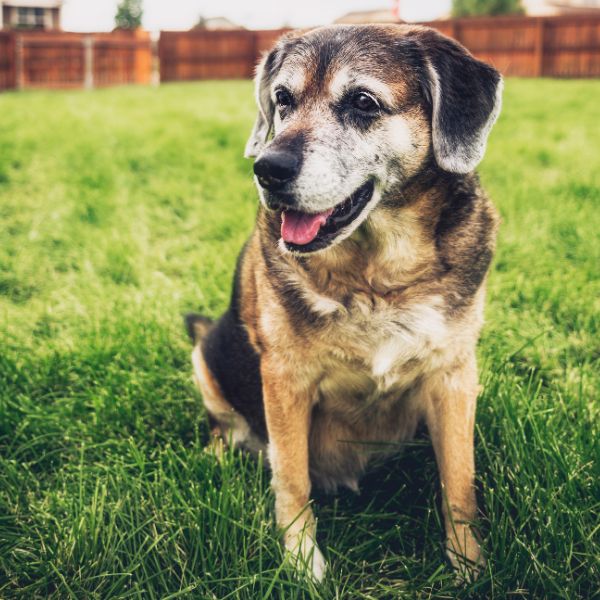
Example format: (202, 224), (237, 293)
(370, 303), (448, 378)
(317, 296), (451, 397)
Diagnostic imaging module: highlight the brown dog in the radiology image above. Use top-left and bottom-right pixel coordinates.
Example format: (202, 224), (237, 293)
(186, 23), (501, 582)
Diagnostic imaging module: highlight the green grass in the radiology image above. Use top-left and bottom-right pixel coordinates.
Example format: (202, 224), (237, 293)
(0, 79), (598, 599)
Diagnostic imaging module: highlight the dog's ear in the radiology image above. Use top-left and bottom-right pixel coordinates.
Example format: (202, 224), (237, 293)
(244, 51), (277, 159)
(415, 29), (503, 174)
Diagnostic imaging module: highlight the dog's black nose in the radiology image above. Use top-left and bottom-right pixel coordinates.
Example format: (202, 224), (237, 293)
(254, 150), (300, 191)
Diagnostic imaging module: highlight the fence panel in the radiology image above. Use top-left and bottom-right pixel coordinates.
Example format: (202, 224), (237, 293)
(460, 17), (539, 76)
(159, 29), (290, 81)
(543, 17), (600, 77)
(93, 31), (152, 86)
(19, 32), (85, 88)
(160, 30), (253, 81)
(424, 15), (600, 77)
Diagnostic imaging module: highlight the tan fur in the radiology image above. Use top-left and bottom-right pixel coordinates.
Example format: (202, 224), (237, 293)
(193, 23), (502, 583)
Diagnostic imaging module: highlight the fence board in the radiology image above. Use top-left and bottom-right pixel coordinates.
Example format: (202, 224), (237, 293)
(0, 32), (15, 90)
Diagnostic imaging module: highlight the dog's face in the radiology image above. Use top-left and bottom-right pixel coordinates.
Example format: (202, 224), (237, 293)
(246, 25), (502, 254)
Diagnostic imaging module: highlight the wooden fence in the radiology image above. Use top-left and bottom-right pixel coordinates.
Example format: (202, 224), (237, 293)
(0, 29), (152, 90)
(0, 16), (599, 91)
(424, 14), (600, 77)
(158, 29), (289, 81)
(158, 15), (600, 81)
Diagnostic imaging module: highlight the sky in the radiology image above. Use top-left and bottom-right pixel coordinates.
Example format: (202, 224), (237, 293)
(61, 0), (452, 32)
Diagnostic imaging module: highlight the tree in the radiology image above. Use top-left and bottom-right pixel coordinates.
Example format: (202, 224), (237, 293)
(453, 0), (523, 17)
(115, 0), (143, 30)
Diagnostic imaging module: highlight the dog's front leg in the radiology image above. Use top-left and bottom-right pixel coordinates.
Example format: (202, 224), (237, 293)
(424, 359), (485, 580)
(260, 358), (326, 582)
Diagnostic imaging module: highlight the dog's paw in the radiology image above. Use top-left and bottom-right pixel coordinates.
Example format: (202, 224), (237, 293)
(446, 524), (485, 583)
(285, 534), (327, 583)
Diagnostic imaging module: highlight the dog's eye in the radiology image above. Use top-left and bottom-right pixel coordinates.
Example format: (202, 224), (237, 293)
(352, 92), (379, 113)
(275, 89), (293, 108)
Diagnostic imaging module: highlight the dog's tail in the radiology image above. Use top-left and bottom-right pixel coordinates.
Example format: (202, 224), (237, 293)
(184, 313), (214, 345)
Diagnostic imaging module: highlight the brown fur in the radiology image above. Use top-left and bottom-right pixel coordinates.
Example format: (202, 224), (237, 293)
(189, 24), (502, 581)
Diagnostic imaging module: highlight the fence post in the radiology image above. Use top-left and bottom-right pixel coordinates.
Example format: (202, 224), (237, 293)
(84, 35), (94, 89)
(15, 33), (24, 90)
(151, 35), (160, 86)
(534, 17), (545, 77)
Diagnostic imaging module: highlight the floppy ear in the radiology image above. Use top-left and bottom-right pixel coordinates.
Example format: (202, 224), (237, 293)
(244, 52), (277, 159)
(418, 29), (503, 174)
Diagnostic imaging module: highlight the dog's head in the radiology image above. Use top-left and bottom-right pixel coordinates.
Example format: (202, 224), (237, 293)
(246, 24), (502, 254)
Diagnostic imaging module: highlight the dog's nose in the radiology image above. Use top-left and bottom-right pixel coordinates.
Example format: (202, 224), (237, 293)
(254, 150), (300, 191)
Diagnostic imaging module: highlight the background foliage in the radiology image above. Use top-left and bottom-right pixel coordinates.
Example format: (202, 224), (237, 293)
(453, 0), (524, 17)
(115, 0), (143, 30)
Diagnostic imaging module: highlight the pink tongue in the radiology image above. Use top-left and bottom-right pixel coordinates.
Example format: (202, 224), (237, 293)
(281, 209), (334, 245)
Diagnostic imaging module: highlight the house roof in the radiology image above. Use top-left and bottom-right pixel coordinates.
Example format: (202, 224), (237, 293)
(201, 17), (244, 30)
(2, 0), (62, 7)
(335, 9), (400, 24)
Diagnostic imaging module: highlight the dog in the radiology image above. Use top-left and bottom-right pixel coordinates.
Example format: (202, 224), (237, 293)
(186, 23), (502, 582)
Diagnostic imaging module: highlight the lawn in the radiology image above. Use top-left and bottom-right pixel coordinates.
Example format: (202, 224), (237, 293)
(0, 79), (598, 599)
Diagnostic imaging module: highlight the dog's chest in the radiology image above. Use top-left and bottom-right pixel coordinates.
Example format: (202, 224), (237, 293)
(315, 297), (450, 400)
(304, 298), (450, 490)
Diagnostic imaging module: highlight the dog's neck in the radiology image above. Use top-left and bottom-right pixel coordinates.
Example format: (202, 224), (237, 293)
(286, 172), (453, 301)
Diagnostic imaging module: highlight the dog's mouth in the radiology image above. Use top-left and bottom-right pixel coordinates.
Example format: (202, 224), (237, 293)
(280, 180), (375, 252)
